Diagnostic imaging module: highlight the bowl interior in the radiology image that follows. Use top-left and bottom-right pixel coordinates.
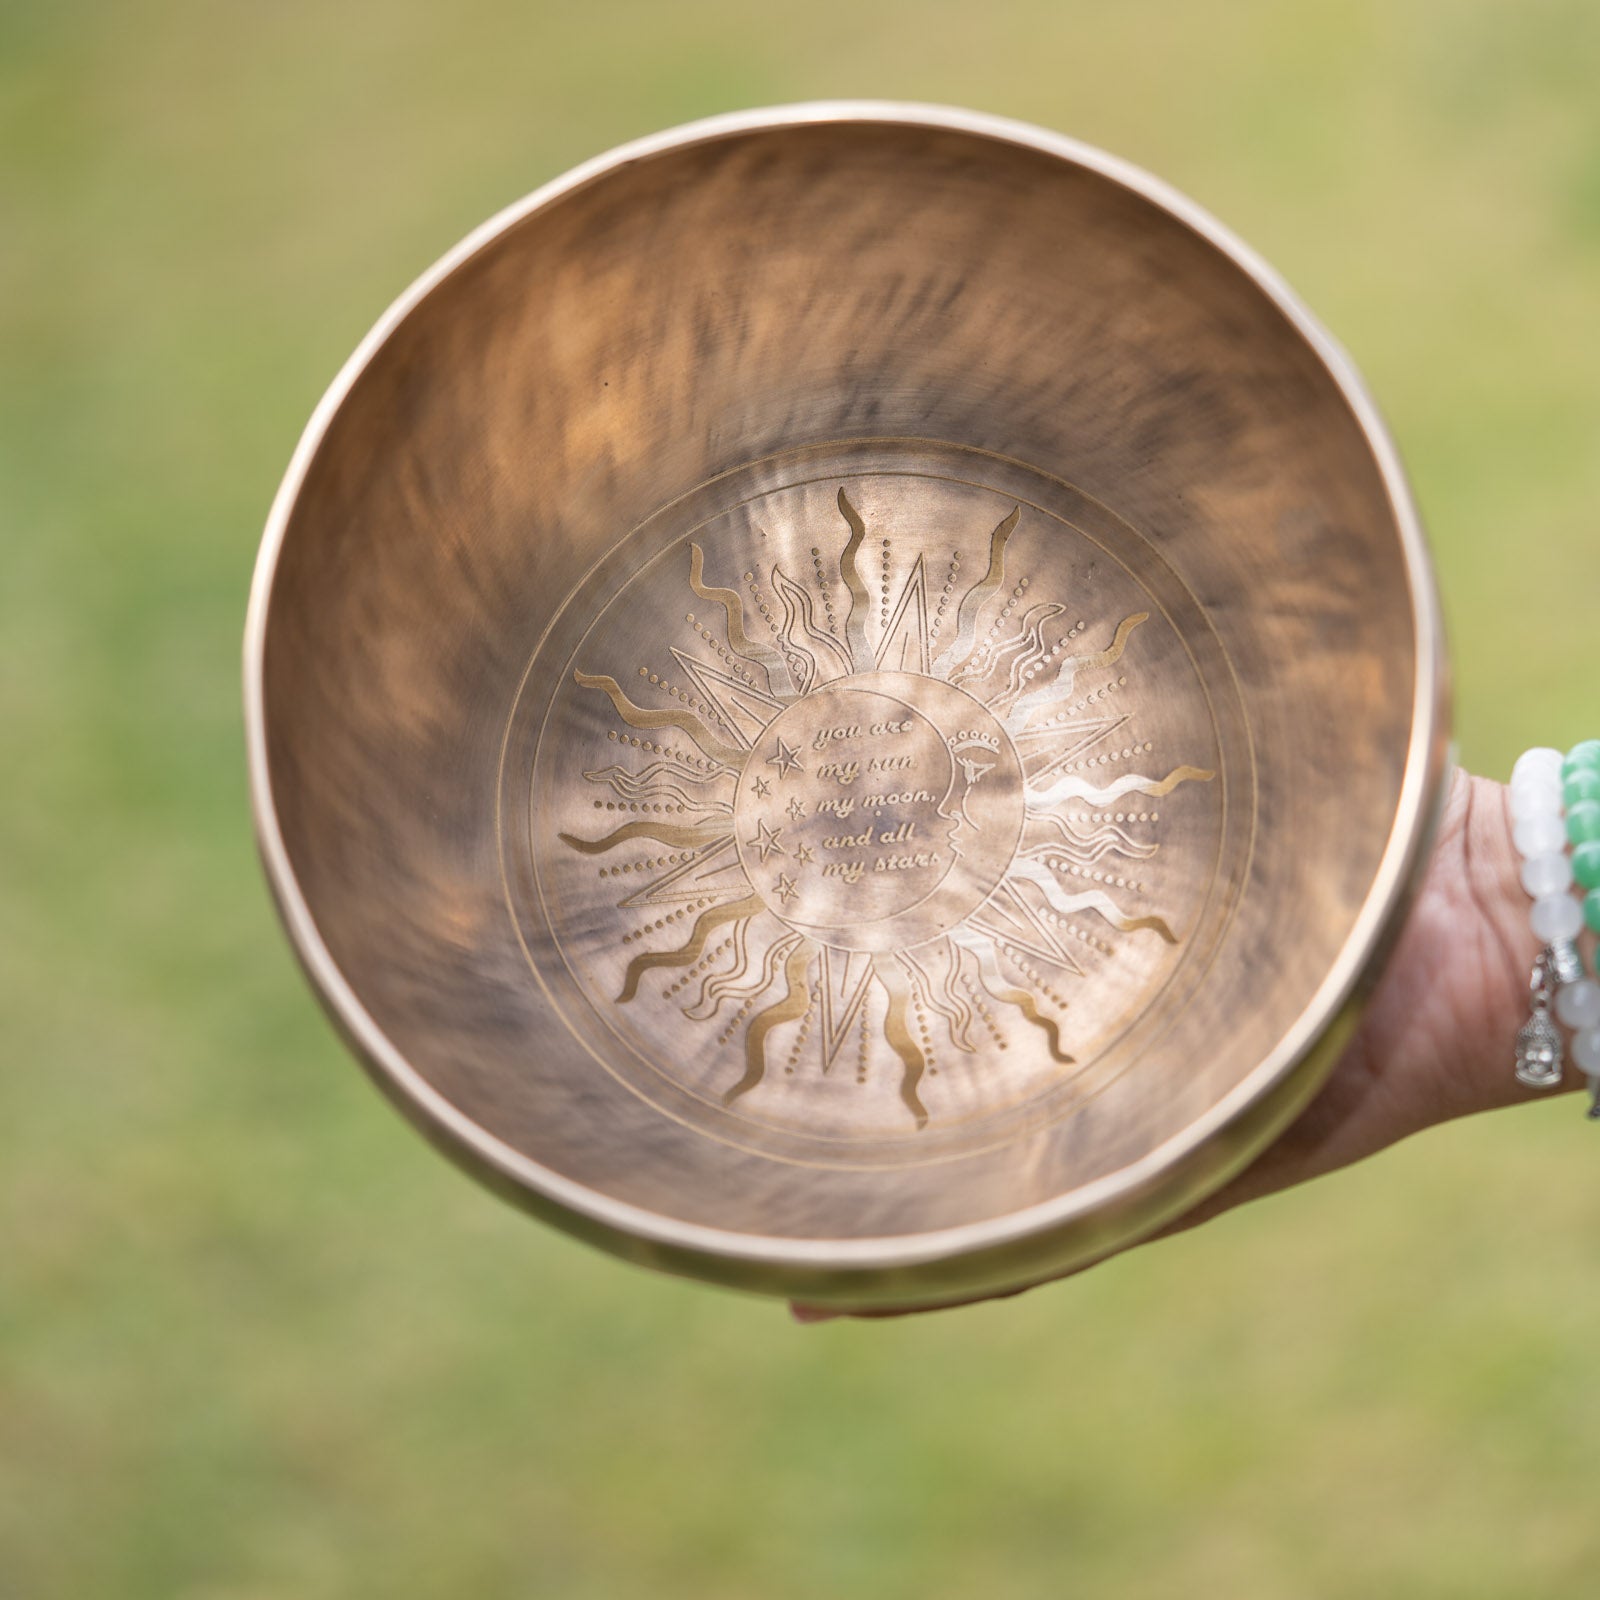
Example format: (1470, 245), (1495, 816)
(254, 113), (1434, 1282)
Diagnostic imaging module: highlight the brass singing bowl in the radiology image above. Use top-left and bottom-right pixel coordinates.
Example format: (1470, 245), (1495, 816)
(246, 105), (1447, 1307)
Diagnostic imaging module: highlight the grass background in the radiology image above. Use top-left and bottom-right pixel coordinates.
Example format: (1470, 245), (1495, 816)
(4, 1), (1600, 1594)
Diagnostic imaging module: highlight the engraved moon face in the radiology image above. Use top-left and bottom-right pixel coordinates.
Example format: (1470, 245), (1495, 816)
(732, 673), (1024, 953)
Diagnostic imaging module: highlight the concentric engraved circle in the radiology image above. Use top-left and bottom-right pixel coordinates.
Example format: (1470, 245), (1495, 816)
(732, 673), (1025, 952)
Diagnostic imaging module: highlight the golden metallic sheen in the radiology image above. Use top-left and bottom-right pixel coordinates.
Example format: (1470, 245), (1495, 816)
(245, 105), (1448, 1307)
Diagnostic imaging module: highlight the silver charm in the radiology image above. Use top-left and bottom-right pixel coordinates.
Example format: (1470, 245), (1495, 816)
(1514, 947), (1565, 1090)
(1548, 938), (1584, 989)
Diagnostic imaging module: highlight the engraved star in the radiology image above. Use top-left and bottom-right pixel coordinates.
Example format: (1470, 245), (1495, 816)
(774, 872), (798, 905)
(767, 737), (804, 778)
(786, 796), (807, 822)
(751, 775), (772, 799)
(794, 843), (814, 865)
(746, 820), (785, 861)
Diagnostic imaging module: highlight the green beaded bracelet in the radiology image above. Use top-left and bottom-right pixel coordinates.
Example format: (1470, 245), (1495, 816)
(1568, 799), (1600, 847)
(1562, 739), (1600, 780)
(1565, 769), (1600, 808)
(1575, 841), (1600, 891)
(1564, 751), (1600, 932)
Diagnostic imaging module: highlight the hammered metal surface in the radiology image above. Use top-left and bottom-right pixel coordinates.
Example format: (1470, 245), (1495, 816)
(249, 108), (1446, 1302)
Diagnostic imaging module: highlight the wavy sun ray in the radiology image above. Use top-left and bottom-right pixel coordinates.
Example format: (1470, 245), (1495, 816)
(932, 504), (1021, 676)
(1005, 857), (1179, 944)
(580, 766), (733, 815)
(949, 929), (1074, 1064)
(573, 670), (747, 768)
(1024, 763), (1216, 810)
(872, 953), (931, 1127)
(723, 939), (817, 1106)
(902, 945), (977, 1053)
(983, 603), (1069, 710)
(616, 894), (764, 1003)
(683, 917), (756, 1019)
(1005, 611), (1149, 729)
(556, 820), (727, 855)
(699, 926), (801, 1021)
(834, 488), (878, 673)
(688, 543), (799, 698)
(773, 564), (855, 687)
(1025, 811), (1158, 865)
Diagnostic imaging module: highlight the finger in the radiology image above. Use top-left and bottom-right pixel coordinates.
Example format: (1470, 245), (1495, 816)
(789, 1303), (838, 1323)
(790, 1280), (1037, 1322)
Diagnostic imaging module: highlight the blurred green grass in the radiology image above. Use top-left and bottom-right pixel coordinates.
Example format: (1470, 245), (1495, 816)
(3, 1), (1600, 1595)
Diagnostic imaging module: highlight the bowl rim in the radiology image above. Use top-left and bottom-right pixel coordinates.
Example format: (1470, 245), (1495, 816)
(244, 101), (1448, 1299)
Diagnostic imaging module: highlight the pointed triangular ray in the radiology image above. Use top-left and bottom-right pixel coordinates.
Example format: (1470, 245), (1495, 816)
(1016, 714), (1131, 780)
(618, 836), (748, 908)
(967, 882), (1084, 976)
(668, 648), (786, 747)
(879, 557), (931, 677)
(817, 946), (875, 1072)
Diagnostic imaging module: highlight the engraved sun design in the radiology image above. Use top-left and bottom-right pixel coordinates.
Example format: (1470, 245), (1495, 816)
(553, 489), (1215, 1129)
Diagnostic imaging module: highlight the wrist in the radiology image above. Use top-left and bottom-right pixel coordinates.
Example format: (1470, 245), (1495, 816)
(1450, 770), (1554, 1109)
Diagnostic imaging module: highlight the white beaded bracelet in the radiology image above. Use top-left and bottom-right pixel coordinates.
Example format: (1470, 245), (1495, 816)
(1511, 744), (1600, 1115)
